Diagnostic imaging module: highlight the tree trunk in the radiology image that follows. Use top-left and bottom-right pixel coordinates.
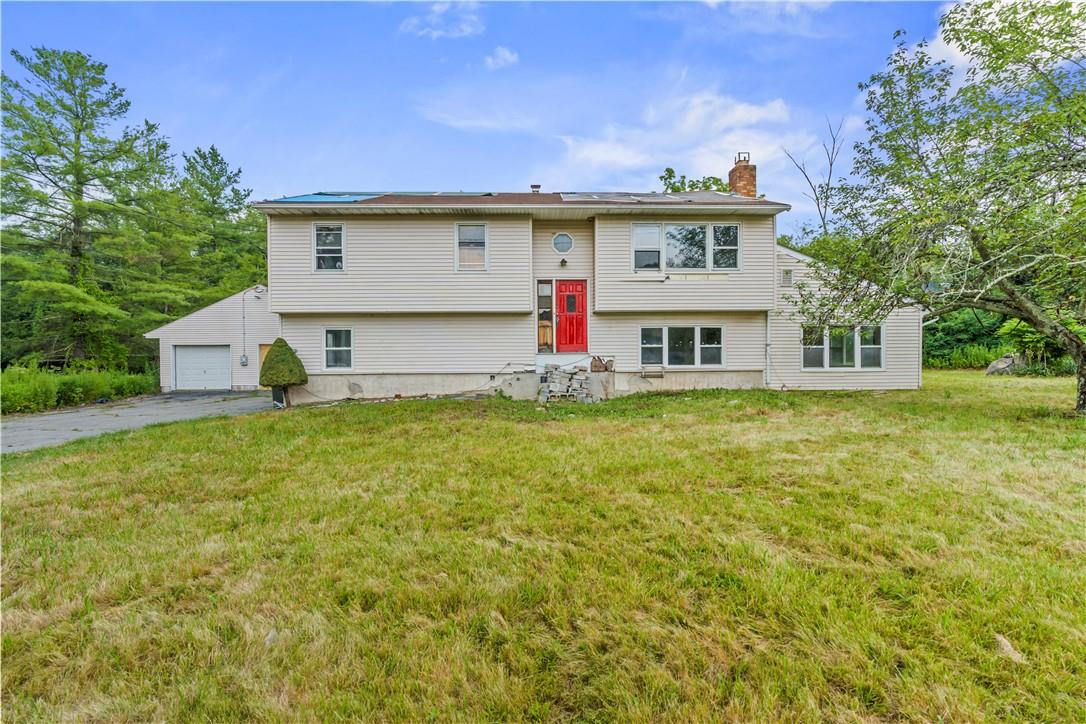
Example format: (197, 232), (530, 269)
(1077, 359), (1086, 416)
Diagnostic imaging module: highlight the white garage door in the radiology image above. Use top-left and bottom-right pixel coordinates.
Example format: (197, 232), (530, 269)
(174, 345), (231, 390)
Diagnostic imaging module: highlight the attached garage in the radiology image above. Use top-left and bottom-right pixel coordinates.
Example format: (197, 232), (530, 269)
(144, 286), (281, 393)
(174, 345), (232, 390)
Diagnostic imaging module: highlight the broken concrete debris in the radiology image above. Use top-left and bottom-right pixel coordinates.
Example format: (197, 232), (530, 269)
(538, 364), (597, 403)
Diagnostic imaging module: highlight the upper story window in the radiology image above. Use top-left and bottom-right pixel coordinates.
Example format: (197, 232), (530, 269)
(314, 223), (344, 271)
(632, 222), (740, 272)
(456, 223), (487, 271)
(802, 325), (883, 370)
(552, 232), (574, 254)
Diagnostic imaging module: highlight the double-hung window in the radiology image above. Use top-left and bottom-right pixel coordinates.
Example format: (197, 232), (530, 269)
(314, 223), (344, 270)
(802, 325), (884, 370)
(324, 328), (353, 369)
(456, 223), (487, 271)
(632, 222), (740, 272)
(640, 326), (726, 367)
(633, 224), (662, 270)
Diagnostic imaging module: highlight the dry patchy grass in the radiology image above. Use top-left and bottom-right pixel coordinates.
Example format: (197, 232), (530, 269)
(2, 371), (1084, 721)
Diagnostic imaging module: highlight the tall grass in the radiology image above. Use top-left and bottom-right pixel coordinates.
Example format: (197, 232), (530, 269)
(924, 343), (1007, 369)
(3, 372), (1084, 721)
(0, 367), (159, 414)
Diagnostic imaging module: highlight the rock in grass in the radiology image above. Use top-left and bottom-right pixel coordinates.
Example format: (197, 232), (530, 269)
(265, 629), (279, 648)
(995, 634), (1026, 663)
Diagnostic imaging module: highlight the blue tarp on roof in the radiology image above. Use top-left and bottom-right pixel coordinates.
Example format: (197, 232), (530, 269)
(272, 192), (382, 203)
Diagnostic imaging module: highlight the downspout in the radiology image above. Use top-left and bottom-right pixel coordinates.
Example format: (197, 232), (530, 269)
(766, 213), (778, 388)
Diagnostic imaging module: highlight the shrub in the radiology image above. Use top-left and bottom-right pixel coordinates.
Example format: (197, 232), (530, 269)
(1, 367), (159, 414)
(923, 309), (1004, 361)
(1009, 357), (1077, 377)
(1, 367), (58, 414)
(259, 338), (308, 389)
(925, 344), (1007, 369)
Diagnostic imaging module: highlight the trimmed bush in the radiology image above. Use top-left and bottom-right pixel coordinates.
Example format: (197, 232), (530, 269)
(259, 338), (307, 405)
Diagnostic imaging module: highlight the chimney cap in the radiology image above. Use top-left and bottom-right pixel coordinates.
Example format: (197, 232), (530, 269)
(530, 184), (541, 193)
(735, 151), (750, 164)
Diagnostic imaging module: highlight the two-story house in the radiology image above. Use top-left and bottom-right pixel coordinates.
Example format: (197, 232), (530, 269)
(145, 155), (923, 400)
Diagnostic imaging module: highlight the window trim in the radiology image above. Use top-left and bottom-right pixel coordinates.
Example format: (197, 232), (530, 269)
(321, 326), (354, 372)
(454, 222), (489, 272)
(639, 325), (727, 368)
(629, 221), (742, 274)
(800, 324), (886, 372)
(312, 221), (346, 273)
(551, 232), (575, 256)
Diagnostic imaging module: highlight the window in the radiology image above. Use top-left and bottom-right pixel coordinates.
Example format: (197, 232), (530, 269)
(700, 327), (723, 365)
(314, 223), (344, 271)
(640, 326), (726, 367)
(781, 268), (793, 287)
(665, 224), (707, 270)
(537, 281), (553, 353)
(712, 224), (739, 269)
(860, 326), (882, 368)
(640, 327), (664, 365)
(828, 326), (855, 368)
(552, 232), (574, 254)
(632, 224), (661, 270)
(456, 223), (487, 271)
(324, 329), (352, 369)
(632, 222), (740, 272)
(802, 325), (884, 370)
(802, 326), (825, 368)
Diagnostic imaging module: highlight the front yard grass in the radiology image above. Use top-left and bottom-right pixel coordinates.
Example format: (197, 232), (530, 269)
(3, 371), (1084, 721)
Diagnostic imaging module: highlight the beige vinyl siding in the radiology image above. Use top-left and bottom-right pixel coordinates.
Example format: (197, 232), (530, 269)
(533, 220), (595, 351)
(769, 249), (923, 389)
(594, 214), (776, 312)
(280, 313), (536, 374)
(267, 216), (533, 314)
(144, 288), (280, 391)
(590, 312), (767, 373)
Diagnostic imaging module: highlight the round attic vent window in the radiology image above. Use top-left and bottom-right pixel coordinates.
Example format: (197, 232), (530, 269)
(552, 232), (574, 254)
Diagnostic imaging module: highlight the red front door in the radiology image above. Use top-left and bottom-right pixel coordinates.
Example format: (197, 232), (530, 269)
(555, 280), (587, 352)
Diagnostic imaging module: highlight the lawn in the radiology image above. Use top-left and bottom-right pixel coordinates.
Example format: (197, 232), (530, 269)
(3, 371), (1084, 721)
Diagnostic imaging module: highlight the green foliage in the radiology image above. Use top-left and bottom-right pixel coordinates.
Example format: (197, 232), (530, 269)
(1008, 357), (1077, 377)
(259, 338), (308, 389)
(998, 318), (1086, 362)
(925, 344), (1008, 369)
(790, 0), (1086, 409)
(0, 368), (58, 413)
(1, 367), (158, 414)
(1, 47), (266, 372)
(659, 167), (728, 192)
(924, 309), (1005, 363)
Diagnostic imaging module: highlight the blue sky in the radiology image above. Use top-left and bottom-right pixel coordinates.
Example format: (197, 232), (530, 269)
(2, 1), (949, 231)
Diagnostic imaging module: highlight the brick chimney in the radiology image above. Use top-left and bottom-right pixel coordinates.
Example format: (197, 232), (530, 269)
(728, 152), (757, 198)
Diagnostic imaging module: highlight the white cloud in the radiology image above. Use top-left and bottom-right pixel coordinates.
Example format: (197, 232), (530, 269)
(400, 2), (484, 40)
(540, 90), (809, 191)
(484, 46), (519, 71)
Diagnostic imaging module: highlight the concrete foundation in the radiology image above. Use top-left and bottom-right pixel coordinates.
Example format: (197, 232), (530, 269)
(290, 371), (540, 404)
(288, 369), (765, 405)
(612, 370), (764, 396)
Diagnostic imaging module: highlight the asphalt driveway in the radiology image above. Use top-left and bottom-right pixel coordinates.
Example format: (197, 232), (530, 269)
(2, 391), (273, 454)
